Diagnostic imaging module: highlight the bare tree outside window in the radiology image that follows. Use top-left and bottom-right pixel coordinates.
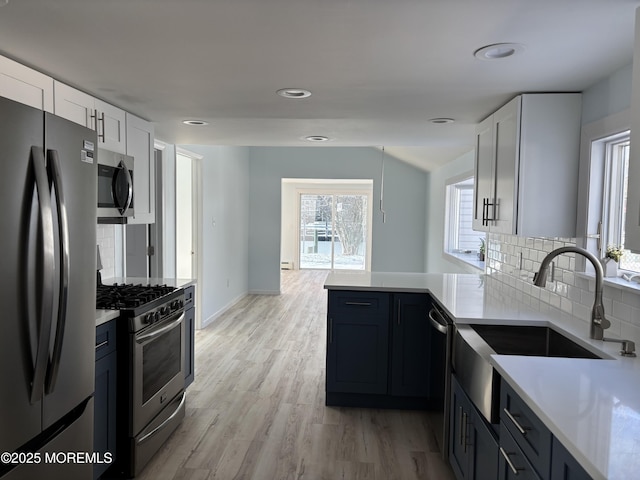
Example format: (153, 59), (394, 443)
(334, 195), (366, 256)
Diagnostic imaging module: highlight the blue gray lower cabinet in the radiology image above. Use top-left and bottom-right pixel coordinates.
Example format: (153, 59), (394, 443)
(184, 285), (195, 389)
(94, 320), (117, 480)
(499, 379), (592, 480)
(449, 374), (499, 480)
(325, 290), (435, 408)
(550, 438), (591, 480)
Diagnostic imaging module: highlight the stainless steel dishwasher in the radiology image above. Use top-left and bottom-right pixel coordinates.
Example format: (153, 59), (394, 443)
(428, 303), (454, 461)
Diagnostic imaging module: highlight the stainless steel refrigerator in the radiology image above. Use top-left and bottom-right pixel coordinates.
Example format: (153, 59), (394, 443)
(0, 96), (97, 479)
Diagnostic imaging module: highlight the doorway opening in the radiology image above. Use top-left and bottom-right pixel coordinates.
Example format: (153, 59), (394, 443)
(281, 179), (373, 271)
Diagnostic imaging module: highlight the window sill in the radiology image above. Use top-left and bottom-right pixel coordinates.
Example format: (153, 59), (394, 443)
(443, 251), (485, 272)
(575, 271), (640, 295)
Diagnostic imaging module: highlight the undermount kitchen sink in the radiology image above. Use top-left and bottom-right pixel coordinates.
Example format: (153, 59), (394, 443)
(470, 324), (603, 359)
(453, 324), (606, 424)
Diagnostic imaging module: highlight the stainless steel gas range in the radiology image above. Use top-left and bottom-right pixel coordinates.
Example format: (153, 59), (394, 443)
(97, 283), (186, 478)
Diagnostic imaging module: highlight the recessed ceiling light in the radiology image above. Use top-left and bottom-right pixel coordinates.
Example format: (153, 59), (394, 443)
(429, 118), (455, 124)
(305, 135), (329, 142)
(182, 119), (209, 126)
(474, 43), (524, 60)
(277, 88), (312, 99)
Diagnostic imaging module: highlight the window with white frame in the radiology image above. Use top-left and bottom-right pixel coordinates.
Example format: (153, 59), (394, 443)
(445, 176), (485, 263)
(591, 130), (640, 273)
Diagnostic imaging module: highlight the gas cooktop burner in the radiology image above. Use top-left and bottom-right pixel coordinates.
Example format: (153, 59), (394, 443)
(96, 283), (177, 311)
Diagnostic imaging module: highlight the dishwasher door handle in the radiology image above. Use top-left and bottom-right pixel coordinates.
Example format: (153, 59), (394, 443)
(428, 308), (449, 335)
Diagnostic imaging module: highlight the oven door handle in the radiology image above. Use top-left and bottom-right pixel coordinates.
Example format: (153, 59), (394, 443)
(136, 391), (186, 445)
(136, 312), (185, 345)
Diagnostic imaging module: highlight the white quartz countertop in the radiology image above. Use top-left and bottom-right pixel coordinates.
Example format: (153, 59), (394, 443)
(324, 271), (640, 479)
(324, 271), (548, 323)
(95, 277), (196, 326)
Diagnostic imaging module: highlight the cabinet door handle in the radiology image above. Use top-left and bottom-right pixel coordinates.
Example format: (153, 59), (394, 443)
(397, 299), (401, 326)
(344, 301), (372, 306)
(462, 411), (468, 454)
(459, 407), (464, 447)
(98, 111), (105, 142)
(503, 407), (529, 436)
(329, 317), (333, 343)
(500, 447), (523, 475)
(95, 340), (109, 350)
(482, 198), (488, 226)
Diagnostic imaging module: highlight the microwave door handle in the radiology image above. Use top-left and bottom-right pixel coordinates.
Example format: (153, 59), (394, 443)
(44, 149), (69, 394)
(30, 146), (55, 404)
(121, 161), (133, 215)
(113, 161), (133, 215)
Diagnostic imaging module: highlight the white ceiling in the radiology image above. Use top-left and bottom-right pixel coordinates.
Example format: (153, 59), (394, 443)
(0, 0), (638, 171)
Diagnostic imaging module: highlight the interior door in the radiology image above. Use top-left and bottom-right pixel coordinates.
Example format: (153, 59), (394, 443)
(176, 152), (196, 279)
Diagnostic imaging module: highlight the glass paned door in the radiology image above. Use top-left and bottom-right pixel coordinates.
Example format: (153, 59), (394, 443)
(299, 193), (367, 270)
(334, 195), (367, 269)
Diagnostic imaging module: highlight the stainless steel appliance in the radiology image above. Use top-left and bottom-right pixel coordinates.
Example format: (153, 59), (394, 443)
(97, 149), (134, 224)
(427, 303), (454, 461)
(0, 97), (97, 479)
(97, 283), (186, 477)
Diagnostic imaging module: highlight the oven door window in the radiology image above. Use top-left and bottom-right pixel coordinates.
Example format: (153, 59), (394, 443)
(142, 326), (182, 404)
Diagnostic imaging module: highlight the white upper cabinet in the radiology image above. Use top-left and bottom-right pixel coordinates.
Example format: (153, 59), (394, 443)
(54, 82), (126, 153)
(126, 112), (155, 224)
(472, 93), (582, 237)
(624, 7), (640, 252)
(0, 55), (54, 112)
(95, 99), (126, 153)
(54, 81), (94, 127)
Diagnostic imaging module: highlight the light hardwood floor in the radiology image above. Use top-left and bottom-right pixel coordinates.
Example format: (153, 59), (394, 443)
(137, 270), (455, 480)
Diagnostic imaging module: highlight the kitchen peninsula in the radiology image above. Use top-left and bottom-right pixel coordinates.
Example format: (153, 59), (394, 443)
(325, 271), (640, 480)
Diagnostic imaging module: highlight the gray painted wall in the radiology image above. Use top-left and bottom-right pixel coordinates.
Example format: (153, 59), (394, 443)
(182, 145), (251, 327)
(581, 62), (632, 125)
(424, 150), (477, 273)
(248, 146), (427, 293)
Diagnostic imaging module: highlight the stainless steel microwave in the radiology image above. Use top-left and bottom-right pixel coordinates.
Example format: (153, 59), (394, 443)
(97, 149), (134, 224)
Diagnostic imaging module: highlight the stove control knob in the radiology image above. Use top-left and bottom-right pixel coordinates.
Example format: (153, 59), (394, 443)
(144, 313), (154, 324)
(171, 300), (183, 310)
(161, 306), (170, 315)
(154, 311), (161, 323)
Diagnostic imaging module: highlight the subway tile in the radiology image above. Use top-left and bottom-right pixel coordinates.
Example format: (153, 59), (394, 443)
(612, 301), (632, 323)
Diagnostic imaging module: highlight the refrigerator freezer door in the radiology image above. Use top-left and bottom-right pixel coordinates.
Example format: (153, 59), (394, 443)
(42, 113), (97, 428)
(2, 398), (94, 480)
(0, 98), (46, 454)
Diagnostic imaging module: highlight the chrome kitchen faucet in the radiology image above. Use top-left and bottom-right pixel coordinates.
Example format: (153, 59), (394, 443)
(533, 246), (610, 340)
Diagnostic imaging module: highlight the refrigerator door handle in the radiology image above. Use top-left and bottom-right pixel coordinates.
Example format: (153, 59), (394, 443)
(45, 149), (69, 394)
(30, 146), (55, 405)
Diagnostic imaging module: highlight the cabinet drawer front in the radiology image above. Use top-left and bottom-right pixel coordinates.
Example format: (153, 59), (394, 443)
(328, 291), (388, 315)
(500, 380), (551, 477)
(95, 320), (117, 360)
(184, 285), (195, 309)
(499, 424), (542, 480)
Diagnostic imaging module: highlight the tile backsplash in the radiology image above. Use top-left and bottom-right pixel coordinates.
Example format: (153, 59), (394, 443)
(96, 225), (116, 280)
(485, 233), (640, 345)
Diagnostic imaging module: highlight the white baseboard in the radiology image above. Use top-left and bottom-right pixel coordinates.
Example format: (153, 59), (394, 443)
(200, 292), (247, 329)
